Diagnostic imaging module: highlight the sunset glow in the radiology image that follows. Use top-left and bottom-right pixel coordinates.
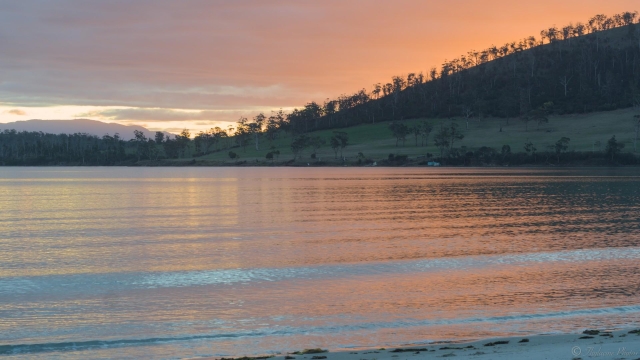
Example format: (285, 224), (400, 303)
(0, 0), (637, 133)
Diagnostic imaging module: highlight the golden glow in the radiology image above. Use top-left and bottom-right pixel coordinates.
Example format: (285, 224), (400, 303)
(0, 1), (637, 132)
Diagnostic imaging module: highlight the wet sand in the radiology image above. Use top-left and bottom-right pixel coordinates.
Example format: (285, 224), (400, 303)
(252, 329), (640, 360)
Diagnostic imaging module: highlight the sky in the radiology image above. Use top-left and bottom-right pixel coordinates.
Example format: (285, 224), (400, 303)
(0, 0), (638, 134)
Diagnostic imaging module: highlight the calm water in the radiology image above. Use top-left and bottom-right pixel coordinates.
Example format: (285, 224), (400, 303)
(1, 167), (640, 359)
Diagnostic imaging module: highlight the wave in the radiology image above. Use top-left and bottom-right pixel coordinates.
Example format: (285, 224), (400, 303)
(2, 304), (640, 355)
(3, 247), (640, 297)
(0, 332), (267, 355)
(137, 246), (640, 288)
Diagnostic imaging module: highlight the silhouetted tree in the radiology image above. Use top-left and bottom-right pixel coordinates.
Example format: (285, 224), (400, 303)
(154, 131), (165, 144)
(555, 137), (571, 162)
(434, 125), (451, 159)
(308, 136), (326, 160)
(606, 135), (625, 161)
(389, 122), (410, 147)
(420, 122), (434, 146)
(331, 131), (349, 159)
(291, 134), (310, 160)
(448, 122), (465, 151)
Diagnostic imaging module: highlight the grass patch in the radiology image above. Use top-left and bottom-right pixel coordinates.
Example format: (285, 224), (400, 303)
(176, 108), (640, 165)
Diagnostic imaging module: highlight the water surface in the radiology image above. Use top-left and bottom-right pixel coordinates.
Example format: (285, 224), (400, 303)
(1, 167), (639, 358)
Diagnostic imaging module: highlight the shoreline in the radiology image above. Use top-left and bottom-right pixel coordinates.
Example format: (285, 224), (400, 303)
(2, 162), (640, 168)
(212, 329), (640, 360)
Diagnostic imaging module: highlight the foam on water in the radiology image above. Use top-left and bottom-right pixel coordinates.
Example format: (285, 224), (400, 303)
(2, 246), (639, 296)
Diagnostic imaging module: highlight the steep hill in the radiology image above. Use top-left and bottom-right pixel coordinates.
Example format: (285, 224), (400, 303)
(282, 15), (640, 134)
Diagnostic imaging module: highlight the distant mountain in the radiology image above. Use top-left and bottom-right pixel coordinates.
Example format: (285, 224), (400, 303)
(0, 119), (169, 141)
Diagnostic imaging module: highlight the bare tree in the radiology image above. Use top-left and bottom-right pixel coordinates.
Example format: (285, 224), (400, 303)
(462, 106), (474, 129)
(634, 115), (640, 152)
(252, 113), (265, 151)
(559, 75), (573, 96)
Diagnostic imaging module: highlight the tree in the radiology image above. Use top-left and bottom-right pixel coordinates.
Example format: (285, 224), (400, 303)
(501, 144), (511, 161)
(251, 113), (266, 151)
(462, 106), (474, 129)
(308, 136), (326, 160)
(634, 114), (640, 152)
(605, 135), (625, 161)
(388, 122), (410, 147)
(175, 129), (191, 158)
(331, 131), (349, 159)
(193, 131), (205, 153)
(559, 75), (572, 97)
(330, 136), (340, 159)
(554, 136), (570, 163)
(234, 117), (250, 152)
(621, 11), (638, 25)
(525, 102), (552, 131)
(265, 113), (280, 144)
(195, 129), (219, 154)
(524, 139), (537, 161)
(154, 131), (165, 144)
(290, 134), (310, 160)
(411, 124), (421, 146)
(420, 122), (434, 146)
(163, 138), (180, 159)
(269, 146), (280, 160)
(434, 124), (450, 159)
(133, 130), (148, 161)
(148, 138), (160, 160)
(448, 122), (464, 151)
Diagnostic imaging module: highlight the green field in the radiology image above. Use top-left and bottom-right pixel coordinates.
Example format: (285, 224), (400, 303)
(166, 107), (639, 165)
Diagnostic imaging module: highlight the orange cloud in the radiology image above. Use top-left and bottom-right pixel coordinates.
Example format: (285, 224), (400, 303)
(6, 109), (26, 116)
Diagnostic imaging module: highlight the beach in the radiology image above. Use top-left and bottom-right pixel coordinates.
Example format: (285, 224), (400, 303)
(256, 330), (640, 360)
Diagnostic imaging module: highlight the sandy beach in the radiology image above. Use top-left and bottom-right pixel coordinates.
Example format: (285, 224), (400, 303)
(243, 329), (640, 360)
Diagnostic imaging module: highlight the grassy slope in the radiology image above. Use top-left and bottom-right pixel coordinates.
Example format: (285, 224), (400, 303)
(173, 107), (638, 165)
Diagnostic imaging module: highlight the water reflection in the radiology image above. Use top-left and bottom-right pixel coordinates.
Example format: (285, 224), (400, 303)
(0, 167), (639, 357)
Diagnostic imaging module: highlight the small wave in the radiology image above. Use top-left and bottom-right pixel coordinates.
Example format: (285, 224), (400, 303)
(2, 304), (640, 355)
(2, 247), (640, 295)
(0, 331), (273, 355)
(133, 246), (640, 288)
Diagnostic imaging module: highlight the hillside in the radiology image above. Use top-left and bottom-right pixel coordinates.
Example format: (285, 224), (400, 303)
(165, 107), (639, 166)
(169, 12), (640, 166)
(1, 107), (638, 166)
(279, 14), (640, 134)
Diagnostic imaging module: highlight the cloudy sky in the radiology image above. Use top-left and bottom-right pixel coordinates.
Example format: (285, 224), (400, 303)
(0, 0), (637, 133)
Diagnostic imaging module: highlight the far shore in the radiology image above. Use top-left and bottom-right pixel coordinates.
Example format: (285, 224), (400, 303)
(3, 159), (638, 167)
(210, 329), (640, 360)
